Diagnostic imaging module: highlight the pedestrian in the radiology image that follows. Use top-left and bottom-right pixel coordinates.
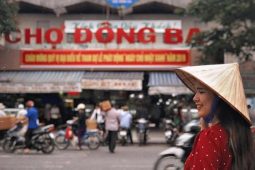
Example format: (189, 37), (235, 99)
(173, 105), (184, 133)
(24, 100), (39, 153)
(175, 63), (255, 170)
(90, 103), (105, 134)
(0, 103), (6, 117)
(102, 104), (120, 153)
(119, 105), (133, 144)
(74, 103), (87, 150)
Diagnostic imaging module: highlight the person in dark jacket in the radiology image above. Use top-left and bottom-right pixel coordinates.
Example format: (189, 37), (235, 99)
(74, 103), (87, 149)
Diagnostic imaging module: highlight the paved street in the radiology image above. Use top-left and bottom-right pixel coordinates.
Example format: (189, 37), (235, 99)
(0, 143), (168, 170)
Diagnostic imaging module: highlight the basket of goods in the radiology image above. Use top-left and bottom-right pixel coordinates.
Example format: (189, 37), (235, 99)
(0, 115), (16, 130)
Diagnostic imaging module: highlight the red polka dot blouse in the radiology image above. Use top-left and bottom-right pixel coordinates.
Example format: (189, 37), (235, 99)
(184, 123), (232, 170)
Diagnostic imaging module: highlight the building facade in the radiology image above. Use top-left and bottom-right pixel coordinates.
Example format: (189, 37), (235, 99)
(1, 0), (254, 122)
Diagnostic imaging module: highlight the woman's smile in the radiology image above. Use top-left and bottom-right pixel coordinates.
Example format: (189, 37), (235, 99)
(193, 84), (215, 118)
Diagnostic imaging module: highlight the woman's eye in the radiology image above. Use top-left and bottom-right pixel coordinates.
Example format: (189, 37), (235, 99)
(198, 90), (206, 94)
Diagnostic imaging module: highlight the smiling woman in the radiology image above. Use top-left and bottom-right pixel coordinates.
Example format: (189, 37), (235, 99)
(175, 63), (255, 170)
(193, 84), (215, 119)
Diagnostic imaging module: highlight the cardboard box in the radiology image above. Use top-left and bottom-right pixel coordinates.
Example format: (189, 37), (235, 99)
(0, 116), (16, 130)
(100, 100), (111, 112)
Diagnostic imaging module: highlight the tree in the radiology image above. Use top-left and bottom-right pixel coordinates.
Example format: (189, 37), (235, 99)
(0, 0), (18, 34)
(188, 0), (255, 64)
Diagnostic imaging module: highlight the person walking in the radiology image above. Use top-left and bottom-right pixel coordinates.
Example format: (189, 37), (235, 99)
(119, 105), (133, 144)
(175, 63), (255, 170)
(24, 100), (39, 153)
(103, 105), (120, 153)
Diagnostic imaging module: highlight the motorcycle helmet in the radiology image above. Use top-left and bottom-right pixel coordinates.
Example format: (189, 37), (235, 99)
(75, 103), (86, 111)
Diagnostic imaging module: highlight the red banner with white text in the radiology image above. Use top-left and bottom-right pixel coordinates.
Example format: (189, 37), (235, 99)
(20, 49), (190, 69)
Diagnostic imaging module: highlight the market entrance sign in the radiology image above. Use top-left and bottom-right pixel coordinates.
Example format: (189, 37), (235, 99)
(5, 20), (201, 46)
(5, 27), (200, 45)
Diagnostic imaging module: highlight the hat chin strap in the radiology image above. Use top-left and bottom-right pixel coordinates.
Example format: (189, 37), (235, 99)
(204, 97), (220, 124)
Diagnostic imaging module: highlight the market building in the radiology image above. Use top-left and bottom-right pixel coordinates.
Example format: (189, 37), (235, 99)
(0, 0), (254, 123)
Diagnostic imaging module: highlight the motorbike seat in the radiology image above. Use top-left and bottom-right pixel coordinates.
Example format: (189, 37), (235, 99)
(32, 128), (44, 135)
(32, 124), (54, 135)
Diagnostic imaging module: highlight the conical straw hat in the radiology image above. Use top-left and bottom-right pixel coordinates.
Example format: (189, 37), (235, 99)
(175, 63), (251, 125)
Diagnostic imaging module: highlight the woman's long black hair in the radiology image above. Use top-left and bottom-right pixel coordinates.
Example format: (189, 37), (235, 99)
(217, 99), (255, 170)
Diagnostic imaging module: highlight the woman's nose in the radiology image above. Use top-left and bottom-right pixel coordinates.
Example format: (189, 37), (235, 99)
(193, 93), (199, 103)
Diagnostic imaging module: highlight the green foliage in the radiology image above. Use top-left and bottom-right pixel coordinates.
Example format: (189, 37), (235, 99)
(0, 0), (18, 34)
(188, 0), (255, 63)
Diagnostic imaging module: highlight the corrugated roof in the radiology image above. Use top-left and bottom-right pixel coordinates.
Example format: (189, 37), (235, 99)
(148, 72), (191, 95)
(0, 71), (84, 83)
(148, 72), (185, 86)
(83, 72), (144, 80)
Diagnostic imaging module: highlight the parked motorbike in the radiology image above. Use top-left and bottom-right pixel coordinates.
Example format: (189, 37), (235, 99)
(119, 128), (128, 146)
(2, 124), (55, 154)
(163, 118), (179, 145)
(54, 119), (100, 150)
(136, 118), (149, 145)
(154, 119), (200, 170)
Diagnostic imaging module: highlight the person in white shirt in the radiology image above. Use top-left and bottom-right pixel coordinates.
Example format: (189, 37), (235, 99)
(16, 104), (28, 136)
(17, 104), (27, 117)
(90, 104), (105, 131)
(0, 103), (6, 117)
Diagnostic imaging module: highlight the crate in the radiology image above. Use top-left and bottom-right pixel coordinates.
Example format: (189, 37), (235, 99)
(100, 100), (111, 112)
(0, 116), (16, 130)
(86, 119), (97, 130)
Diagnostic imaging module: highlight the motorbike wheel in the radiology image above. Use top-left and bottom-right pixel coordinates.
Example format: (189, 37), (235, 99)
(41, 135), (55, 154)
(2, 138), (16, 153)
(153, 155), (184, 170)
(87, 135), (100, 150)
(55, 134), (70, 150)
(120, 137), (127, 146)
(138, 133), (144, 145)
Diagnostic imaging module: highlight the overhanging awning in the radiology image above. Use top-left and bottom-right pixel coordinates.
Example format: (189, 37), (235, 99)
(148, 72), (191, 95)
(81, 72), (144, 91)
(0, 71), (84, 93)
